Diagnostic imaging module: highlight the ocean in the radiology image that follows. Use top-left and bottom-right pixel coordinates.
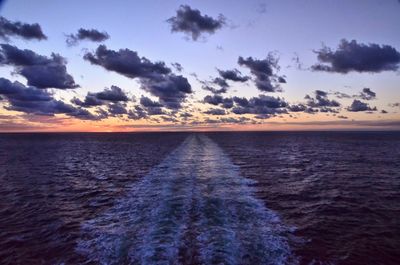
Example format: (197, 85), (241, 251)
(0, 132), (399, 264)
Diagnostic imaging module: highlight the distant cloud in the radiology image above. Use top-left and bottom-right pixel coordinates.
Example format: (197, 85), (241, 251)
(217, 68), (249, 82)
(0, 16), (47, 41)
(140, 96), (162, 108)
(257, 2), (267, 14)
(204, 108), (226, 115)
(358, 88), (376, 100)
(84, 45), (171, 79)
(95, 85), (128, 102)
(334, 88), (377, 101)
(306, 90), (341, 108)
(238, 54), (285, 92)
(107, 102), (128, 117)
(171, 62), (183, 72)
(0, 44), (78, 89)
(128, 105), (148, 120)
(202, 85), (227, 95)
(199, 70), (245, 95)
(231, 95), (287, 116)
(347, 99), (377, 112)
(71, 94), (103, 108)
(84, 45), (192, 109)
(72, 86), (129, 109)
(139, 96), (165, 116)
(167, 5), (226, 40)
(312, 39), (400, 73)
(288, 104), (307, 112)
(203, 94), (224, 105)
(0, 78), (98, 120)
(389, 102), (400, 108)
(66, 28), (109, 46)
(212, 77), (229, 89)
(140, 74), (192, 109)
(334, 91), (352, 99)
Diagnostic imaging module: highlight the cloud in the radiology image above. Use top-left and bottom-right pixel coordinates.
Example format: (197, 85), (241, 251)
(202, 85), (227, 94)
(140, 74), (192, 109)
(203, 94), (224, 105)
(204, 108), (226, 115)
(0, 44), (78, 89)
(0, 16), (47, 41)
(140, 96), (162, 108)
(128, 106), (148, 120)
(107, 102), (127, 117)
(347, 99), (377, 112)
(84, 45), (171, 79)
(171, 62), (183, 72)
(95, 85), (128, 102)
(288, 104), (307, 112)
(238, 54), (284, 92)
(212, 77), (229, 88)
(0, 78), (98, 120)
(167, 5), (226, 40)
(217, 69), (249, 82)
(334, 91), (352, 99)
(306, 90), (341, 108)
(358, 88), (376, 100)
(66, 28), (109, 46)
(231, 95), (287, 116)
(139, 96), (165, 115)
(201, 116), (251, 124)
(389, 102), (400, 108)
(71, 94), (103, 108)
(312, 39), (400, 73)
(71, 85), (129, 108)
(84, 45), (192, 109)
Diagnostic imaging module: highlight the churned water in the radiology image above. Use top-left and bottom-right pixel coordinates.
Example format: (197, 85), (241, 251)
(0, 132), (399, 264)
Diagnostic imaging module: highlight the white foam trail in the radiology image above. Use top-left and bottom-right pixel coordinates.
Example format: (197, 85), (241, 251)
(76, 135), (296, 265)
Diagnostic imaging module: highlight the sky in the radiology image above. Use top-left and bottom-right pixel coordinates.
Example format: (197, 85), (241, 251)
(0, 0), (399, 132)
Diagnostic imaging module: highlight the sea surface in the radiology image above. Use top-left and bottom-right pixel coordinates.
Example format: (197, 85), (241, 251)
(0, 132), (399, 265)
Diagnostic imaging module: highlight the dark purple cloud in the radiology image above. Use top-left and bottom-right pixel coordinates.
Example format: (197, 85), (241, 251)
(167, 5), (226, 40)
(347, 99), (377, 112)
(358, 88), (376, 100)
(202, 85), (227, 95)
(217, 69), (249, 82)
(0, 44), (78, 89)
(84, 45), (171, 79)
(128, 106), (148, 120)
(139, 96), (165, 115)
(107, 102), (128, 117)
(312, 39), (400, 73)
(84, 45), (192, 109)
(0, 16), (47, 41)
(231, 95), (287, 116)
(0, 78), (98, 120)
(238, 54), (284, 92)
(306, 90), (341, 108)
(204, 108), (226, 115)
(203, 94), (224, 105)
(72, 86), (128, 108)
(66, 28), (109, 46)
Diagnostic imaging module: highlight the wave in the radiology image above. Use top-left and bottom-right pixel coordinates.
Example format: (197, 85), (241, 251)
(76, 134), (296, 265)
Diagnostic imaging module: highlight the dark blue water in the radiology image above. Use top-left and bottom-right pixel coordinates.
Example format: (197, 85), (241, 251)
(0, 132), (399, 264)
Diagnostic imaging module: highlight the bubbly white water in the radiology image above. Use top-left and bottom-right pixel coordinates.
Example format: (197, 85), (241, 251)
(77, 135), (295, 265)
